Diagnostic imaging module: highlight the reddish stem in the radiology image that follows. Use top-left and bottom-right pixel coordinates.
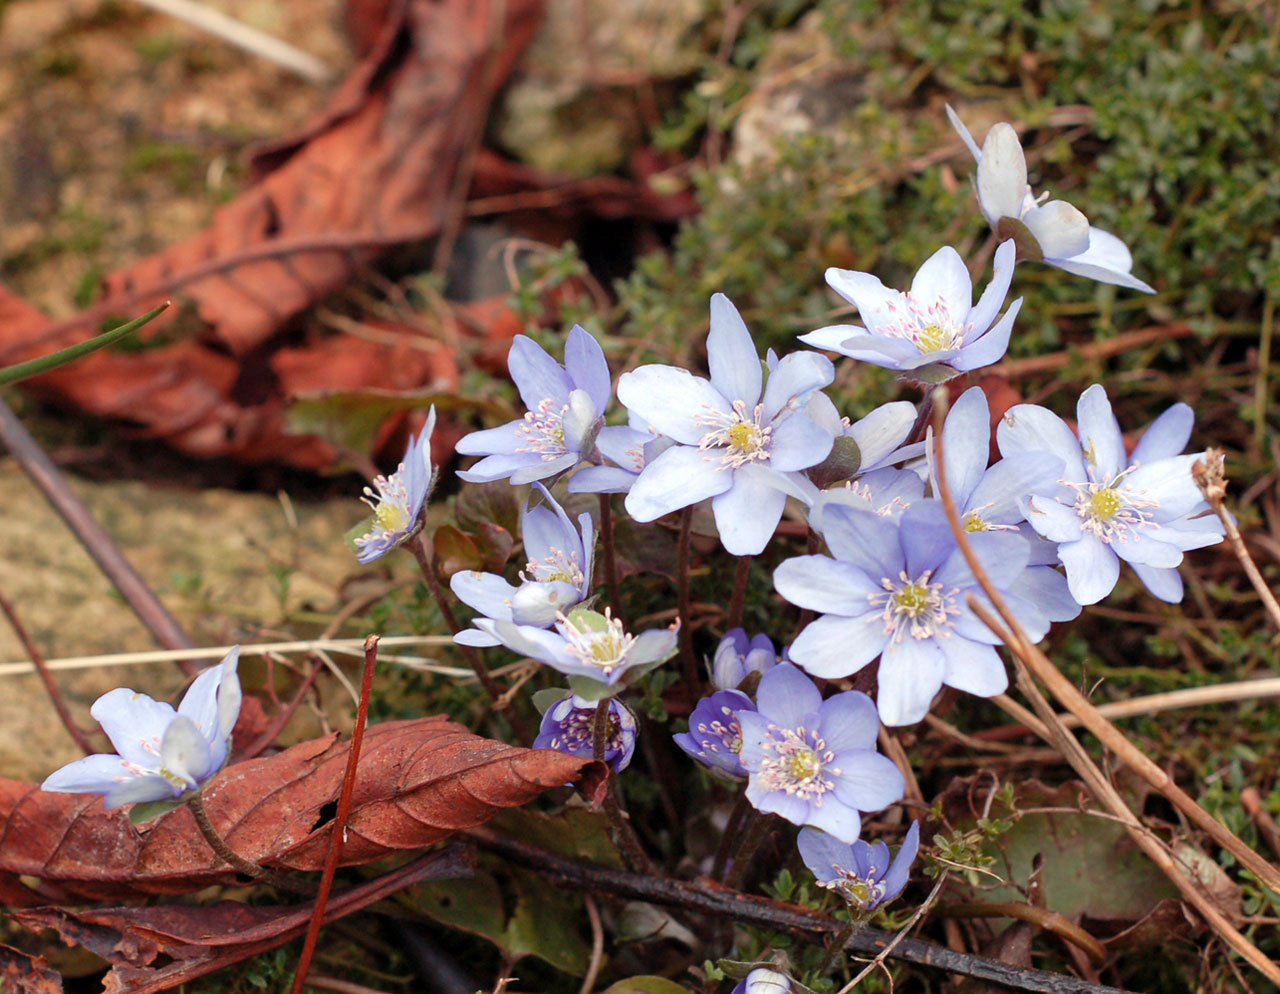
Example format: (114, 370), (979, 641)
(290, 635), (380, 994)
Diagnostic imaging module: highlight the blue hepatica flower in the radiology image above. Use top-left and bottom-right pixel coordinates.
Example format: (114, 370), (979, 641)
(998, 384), (1226, 606)
(738, 664), (903, 842)
(731, 969), (791, 994)
(775, 500), (1053, 726)
(946, 105), (1154, 294)
(711, 628), (778, 691)
(473, 608), (678, 696)
(800, 241), (1021, 381)
(617, 293), (835, 555)
(567, 416), (674, 495)
(451, 483), (594, 647)
(673, 688), (755, 780)
(799, 820), (921, 912)
(354, 408), (437, 563)
(456, 326), (610, 485)
(534, 694), (637, 772)
(42, 647), (242, 809)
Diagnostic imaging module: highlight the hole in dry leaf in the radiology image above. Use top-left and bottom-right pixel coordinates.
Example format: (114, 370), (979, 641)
(312, 800), (338, 833)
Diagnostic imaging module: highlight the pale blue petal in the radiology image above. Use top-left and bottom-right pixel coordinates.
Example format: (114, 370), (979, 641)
(945, 104), (982, 162)
(624, 445), (732, 520)
(818, 334), (923, 367)
(1129, 562), (1184, 603)
(1049, 227), (1154, 293)
(1060, 535), (1120, 605)
(509, 452), (579, 486)
(1132, 403), (1193, 466)
(104, 773), (181, 809)
(910, 246), (972, 324)
(899, 500), (957, 576)
(454, 420), (525, 457)
(829, 751), (905, 813)
(761, 352), (834, 423)
(774, 555), (882, 614)
(509, 335), (572, 410)
(788, 614), (886, 679)
(976, 123), (1027, 225)
(819, 504), (904, 576)
(769, 414), (834, 472)
(939, 639), (1007, 697)
(805, 796), (864, 842)
(1023, 200), (1091, 259)
(91, 688), (176, 769)
(568, 466), (638, 494)
(968, 452), (1063, 524)
(616, 366), (729, 445)
(707, 293), (762, 405)
(451, 571), (517, 620)
(177, 661), (224, 745)
(160, 714), (213, 788)
(1023, 495), (1083, 543)
(798, 324), (868, 353)
(798, 828), (851, 884)
(952, 298), (1019, 371)
(1076, 384), (1127, 480)
(877, 637), (945, 726)
(1113, 531), (1183, 569)
(562, 389), (598, 452)
(1008, 567), (1081, 623)
(564, 325), (611, 413)
(756, 663), (823, 727)
(942, 387), (991, 506)
(848, 402), (916, 469)
(997, 404), (1086, 481)
(823, 268), (900, 339)
(593, 425), (650, 472)
(42, 754), (143, 796)
(968, 240), (1017, 335)
(457, 452), (539, 484)
(1129, 454), (1208, 519)
(455, 626), (501, 647)
(511, 581), (582, 626)
(629, 627), (679, 667)
(712, 466), (789, 555)
(880, 821), (920, 900)
(817, 691), (880, 752)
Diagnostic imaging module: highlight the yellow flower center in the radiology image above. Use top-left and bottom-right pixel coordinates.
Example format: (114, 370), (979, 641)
(727, 423), (759, 450)
(916, 322), (952, 354)
(788, 748), (821, 782)
(374, 501), (409, 533)
(894, 581), (932, 616)
(1090, 488), (1122, 519)
(963, 512), (990, 532)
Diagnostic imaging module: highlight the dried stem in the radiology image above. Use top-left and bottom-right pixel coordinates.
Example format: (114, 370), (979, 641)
(1192, 449), (1280, 632)
(726, 555), (751, 632)
(0, 590), (96, 756)
(290, 635), (381, 994)
(597, 493), (626, 627)
(930, 391), (1280, 985)
(467, 828), (1136, 994)
(0, 397), (198, 674)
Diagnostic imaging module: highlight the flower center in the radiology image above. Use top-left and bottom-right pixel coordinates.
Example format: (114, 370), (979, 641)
(693, 704), (744, 757)
(757, 725), (839, 802)
(1065, 470), (1159, 545)
(963, 511), (990, 532)
(523, 545), (586, 589)
(559, 610), (634, 677)
(374, 500), (409, 533)
(515, 398), (570, 460)
(871, 569), (959, 642)
(695, 400), (773, 470)
(549, 705), (625, 755)
(881, 293), (972, 356)
(830, 872), (886, 910)
(357, 467), (416, 550)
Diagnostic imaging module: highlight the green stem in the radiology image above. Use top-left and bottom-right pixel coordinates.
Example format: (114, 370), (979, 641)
(594, 700), (655, 874)
(815, 919), (856, 976)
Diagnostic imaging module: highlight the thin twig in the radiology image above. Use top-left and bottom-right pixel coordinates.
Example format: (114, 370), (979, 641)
(930, 394), (1280, 985)
(290, 634), (381, 994)
(1192, 450), (1280, 632)
(467, 828), (1137, 994)
(579, 894), (604, 994)
(711, 790), (752, 882)
(878, 726), (923, 807)
(676, 507), (699, 698)
(134, 0), (332, 82)
(0, 396), (198, 674)
(0, 590), (96, 755)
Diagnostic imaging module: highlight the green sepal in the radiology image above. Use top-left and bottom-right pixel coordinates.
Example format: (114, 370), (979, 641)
(566, 675), (619, 702)
(0, 303), (168, 387)
(128, 794), (187, 825)
(344, 519), (372, 554)
(994, 216), (1044, 262)
(531, 687), (570, 715)
(806, 434), (862, 489)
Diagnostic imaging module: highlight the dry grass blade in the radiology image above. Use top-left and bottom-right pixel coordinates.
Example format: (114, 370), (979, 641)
(929, 389), (1280, 986)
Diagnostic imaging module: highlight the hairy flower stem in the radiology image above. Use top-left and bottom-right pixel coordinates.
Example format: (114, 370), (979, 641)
(597, 494), (627, 628)
(188, 792), (313, 896)
(711, 790), (752, 881)
(906, 392), (937, 446)
(726, 555), (751, 632)
(815, 920), (856, 976)
(676, 506), (698, 699)
(724, 809), (772, 890)
(593, 701), (655, 874)
(408, 537), (502, 701)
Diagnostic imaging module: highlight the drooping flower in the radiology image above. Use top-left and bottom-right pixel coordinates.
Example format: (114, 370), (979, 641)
(997, 384), (1225, 605)
(737, 664), (903, 842)
(673, 689), (755, 780)
(800, 241), (1021, 382)
(42, 647), (242, 809)
(617, 293), (835, 555)
(731, 969), (791, 994)
(711, 629), (777, 691)
(456, 326), (610, 485)
(534, 694), (637, 772)
(946, 105), (1154, 294)
(798, 393), (924, 494)
(451, 483), (594, 647)
(472, 608), (678, 696)
(799, 820), (921, 912)
(353, 408), (437, 563)
(774, 500), (1052, 726)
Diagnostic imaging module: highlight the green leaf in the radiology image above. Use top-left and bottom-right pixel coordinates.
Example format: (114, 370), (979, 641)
(433, 524), (483, 578)
(0, 303), (168, 387)
(128, 795), (187, 825)
(491, 806), (623, 868)
(601, 977), (692, 994)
